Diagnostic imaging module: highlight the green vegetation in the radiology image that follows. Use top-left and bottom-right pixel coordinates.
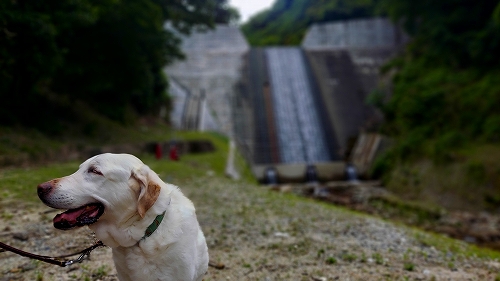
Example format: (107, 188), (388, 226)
(403, 262), (415, 271)
(414, 230), (500, 260)
(372, 252), (384, 265)
(370, 0), (500, 210)
(377, 145), (500, 211)
(341, 252), (357, 262)
(325, 256), (337, 265)
(0, 0), (237, 132)
(242, 0), (379, 45)
(0, 121), (174, 166)
(368, 195), (443, 225)
(35, 271), (43, 281)
(0, 130), (245, 204)
(0, 162), (80, 204)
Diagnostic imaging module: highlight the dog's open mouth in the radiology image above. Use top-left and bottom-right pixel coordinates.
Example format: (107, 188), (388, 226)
(53, 203), (105, 230)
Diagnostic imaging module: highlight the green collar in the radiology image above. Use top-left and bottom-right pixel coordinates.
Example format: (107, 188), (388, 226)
(142, 211), (166, 240)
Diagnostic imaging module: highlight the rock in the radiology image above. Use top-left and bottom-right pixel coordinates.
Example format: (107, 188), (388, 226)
(273, 232), (290, 238)
(13, 232), (29, 241)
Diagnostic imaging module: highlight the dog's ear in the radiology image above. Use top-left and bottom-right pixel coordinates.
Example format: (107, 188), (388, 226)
(131, 165), (161, 218)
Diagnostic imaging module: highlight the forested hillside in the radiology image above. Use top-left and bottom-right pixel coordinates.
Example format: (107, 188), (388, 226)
(0, 0), (237, 133)
(372, 0), (500, 211)
(242, 0), (380, 45)
(377, 0), (500, 153)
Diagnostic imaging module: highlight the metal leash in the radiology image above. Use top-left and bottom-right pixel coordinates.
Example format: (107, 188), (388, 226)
(0, 240), (105, 267)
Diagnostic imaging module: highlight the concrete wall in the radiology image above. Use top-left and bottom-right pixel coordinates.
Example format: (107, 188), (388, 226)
(168, 78), (189, 129)
(164, 25), (250, 136)
(301, 18), (408, 158)
(302, 17), (408, 50)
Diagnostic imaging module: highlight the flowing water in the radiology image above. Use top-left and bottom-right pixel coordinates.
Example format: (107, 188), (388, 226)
(266, 47), (330, 164)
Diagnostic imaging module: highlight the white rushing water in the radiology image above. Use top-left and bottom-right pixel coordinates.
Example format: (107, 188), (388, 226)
(266, 47), (330, 163)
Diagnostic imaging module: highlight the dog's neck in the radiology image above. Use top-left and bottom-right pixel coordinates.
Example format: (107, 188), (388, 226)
(142, 211), (166, 239)
(89, 186), (173, 248)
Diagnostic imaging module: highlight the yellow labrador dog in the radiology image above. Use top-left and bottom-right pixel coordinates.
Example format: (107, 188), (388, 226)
(37, 153), (209, 281)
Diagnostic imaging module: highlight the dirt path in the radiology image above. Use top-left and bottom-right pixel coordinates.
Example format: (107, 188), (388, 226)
(1, 176), (500, 281)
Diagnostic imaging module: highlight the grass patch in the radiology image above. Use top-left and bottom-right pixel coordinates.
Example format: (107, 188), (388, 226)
(372, 252), (384, 265)
(368, 195), (443, 226)
(0, 162), (80, 203)
(0, 129), (256, 204)
(413, 229), (500, 260)
(341, 252), (357, 262)
(403, 262), (415, 271)
(325, 257), (337, 265)
(0, 122), (178, 167)
(383, 144), (500, 212)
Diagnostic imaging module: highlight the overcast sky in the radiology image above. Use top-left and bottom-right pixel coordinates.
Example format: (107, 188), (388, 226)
(229, 0), (275, 23)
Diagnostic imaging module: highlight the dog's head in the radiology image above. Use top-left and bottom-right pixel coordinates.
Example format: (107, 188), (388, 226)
(37, 153), (161, 230)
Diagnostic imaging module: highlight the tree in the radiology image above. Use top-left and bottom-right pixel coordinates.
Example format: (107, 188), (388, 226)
(379, 0), (500, 68)
(213, 0), (240, 24)
(242, 0), (379, 46)
(0, 0), (224, 130)
(375, 0), (500, 163)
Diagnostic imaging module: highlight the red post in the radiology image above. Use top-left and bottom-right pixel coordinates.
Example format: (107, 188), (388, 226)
(169, 145), (179, 161)
(155, 143), (162, 160)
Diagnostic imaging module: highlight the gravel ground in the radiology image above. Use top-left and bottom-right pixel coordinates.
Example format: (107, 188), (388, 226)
(1, 176), (500, 281)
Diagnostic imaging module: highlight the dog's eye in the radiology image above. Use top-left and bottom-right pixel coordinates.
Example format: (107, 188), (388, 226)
(88, 166), (103, 176)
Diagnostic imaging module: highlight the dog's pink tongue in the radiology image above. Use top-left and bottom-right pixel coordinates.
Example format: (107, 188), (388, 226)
(54, 210), (81, 225)
(53, 204), (102, 230)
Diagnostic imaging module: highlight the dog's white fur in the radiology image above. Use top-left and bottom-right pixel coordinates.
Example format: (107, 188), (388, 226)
(39, 153), (208, 281)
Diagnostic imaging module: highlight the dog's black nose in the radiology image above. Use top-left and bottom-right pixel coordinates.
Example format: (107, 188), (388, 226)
(37, 181), (53, 198)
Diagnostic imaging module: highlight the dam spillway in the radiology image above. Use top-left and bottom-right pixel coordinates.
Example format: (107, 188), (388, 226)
(265, 47), (331, 164)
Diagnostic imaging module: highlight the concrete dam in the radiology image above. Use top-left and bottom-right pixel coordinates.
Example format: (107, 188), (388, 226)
(165, 18), (408, 182)
(265, 47), (331, 164)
